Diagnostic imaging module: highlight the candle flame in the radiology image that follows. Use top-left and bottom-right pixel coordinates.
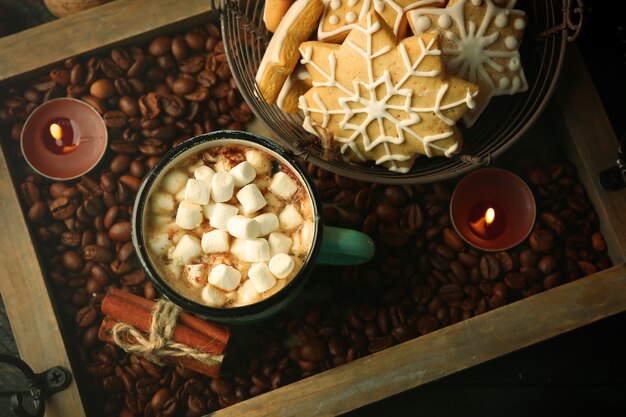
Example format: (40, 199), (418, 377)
(49, 123), (63, 140)
(485, 208), (495, 225)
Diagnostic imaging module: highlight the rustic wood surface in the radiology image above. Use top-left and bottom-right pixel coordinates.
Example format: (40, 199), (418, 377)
(554, 46), (626, 264)
(0, 0), (212, 83)
(0, 2), (625, 416)
(0, 146), (86, 417)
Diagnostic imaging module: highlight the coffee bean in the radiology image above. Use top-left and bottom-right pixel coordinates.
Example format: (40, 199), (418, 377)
(368, 335), (394, 353)
(210, 378), (234, 396)
(300, 339), (328, 362)
(438, 284), (463, 302)
(480, 254), (501, 280)
(376, 202), (400, 224)
(103, 110), (128, 129)
(109, 221), (132, 242)
(76, 305), (97, 327)
(538, 255), (557, 275)
(90, 79), (116, 100)
(149, 35), (172, 56)
(49, 197), (76, 220)
(62, 250), (83, 272)
(20, 181), (40, 205)
(27, 201), (47, 223)
(591, 232), (606, 251)
(529, 229), (555, 253)
(504, 272), (526, 290)
(417, 314), (440, 335)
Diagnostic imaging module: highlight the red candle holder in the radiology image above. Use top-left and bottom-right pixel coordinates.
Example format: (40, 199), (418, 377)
(450, 168), (536, 252)
(21, 98), (107, 180)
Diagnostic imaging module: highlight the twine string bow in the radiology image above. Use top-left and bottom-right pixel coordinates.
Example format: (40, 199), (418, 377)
(111, 299), (223, 366)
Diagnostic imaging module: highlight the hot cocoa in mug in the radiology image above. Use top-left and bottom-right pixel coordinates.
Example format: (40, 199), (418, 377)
(132, 130), (374, 323)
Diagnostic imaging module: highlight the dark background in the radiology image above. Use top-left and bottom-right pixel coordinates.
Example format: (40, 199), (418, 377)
(1, 2), (626, 417)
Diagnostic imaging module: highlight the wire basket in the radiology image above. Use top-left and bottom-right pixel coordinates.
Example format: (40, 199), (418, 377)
(213, 0), (582, 184)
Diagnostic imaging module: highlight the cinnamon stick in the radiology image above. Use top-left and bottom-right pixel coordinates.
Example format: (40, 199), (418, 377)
(109, 288), (229, 345)
(101, 292), (227, 355)
(98, 318), (220, 378)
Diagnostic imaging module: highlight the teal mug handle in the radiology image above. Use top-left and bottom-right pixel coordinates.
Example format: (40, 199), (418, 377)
(317, 226), (375, 265)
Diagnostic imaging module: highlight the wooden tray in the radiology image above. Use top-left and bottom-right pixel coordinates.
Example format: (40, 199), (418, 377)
(1, 1), (625, 416)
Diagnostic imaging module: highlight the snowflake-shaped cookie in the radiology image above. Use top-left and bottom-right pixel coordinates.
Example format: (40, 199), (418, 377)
(318, 0), (445, 43)
(408, 0), (528, 127)
(299, 10), (478, 173)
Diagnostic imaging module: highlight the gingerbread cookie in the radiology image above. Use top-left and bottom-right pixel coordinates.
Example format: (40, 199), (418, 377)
(255, 0), (323, 104)
(299, 10), (478, 173)
(277, 65), (312, 114)
(317, 0), (445, 43)
(263, 0), (294, 33)
(408, 0), (528, 127)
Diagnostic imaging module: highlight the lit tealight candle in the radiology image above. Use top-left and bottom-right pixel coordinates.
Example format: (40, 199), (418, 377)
(450, 168), (535, 252)
(21, 98), (107, 180)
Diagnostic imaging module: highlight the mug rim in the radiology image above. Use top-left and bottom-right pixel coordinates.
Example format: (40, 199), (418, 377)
(131, 130), (323, 321)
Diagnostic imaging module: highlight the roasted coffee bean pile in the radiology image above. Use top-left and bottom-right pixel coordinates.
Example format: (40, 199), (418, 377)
(0, 22), (612, 417)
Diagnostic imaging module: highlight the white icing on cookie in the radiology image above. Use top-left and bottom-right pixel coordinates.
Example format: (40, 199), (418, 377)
(346, 11), (357, 22)
(438, 14), (451, 29)
(508, 57), (520, 71)
(504, 35), (517, 49)
(495, 12), (508, 28)
(348, 0), (359, 6)
(414, 16), (432, 33)
(329, 15), (339, 24)
(514, 17), (526, 29)
(498, 77), (510, 89)
(471, 0), (482, 5)
(331, 0), (341, 10)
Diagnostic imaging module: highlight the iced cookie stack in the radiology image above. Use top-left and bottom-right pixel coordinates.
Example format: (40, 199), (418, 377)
(255, 0), (528, 173)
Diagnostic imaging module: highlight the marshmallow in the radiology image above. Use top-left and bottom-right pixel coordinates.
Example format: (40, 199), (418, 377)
(237, 279), (261, 304)
(230, 238), (247, 260)
(248, 263), (276, 293)
(269, 254), (295, 279)
(150, 192), (176, 215)
(201, 285), (226, 307)
(269, 172), (298, 200)
(170, 234), (202, 265)
(201, 229), (230, 253)
(227, 215), (260, 239)
(184, 264), (206, 287)
(291, 220), (315, 255)
(209, 203), (239, 230)
(254, 213), (279, 236)
(236, 184), (267, 214)
(268, 232), (292, 255)
(194, 165), (215, 182)
(211, 171), (235, 202)
(208, 264), (242, 291)
(245, 148), (272, 175)
(175, 201), (203, 230)
(147, 232), (170, 256)
(184, 179), (211, 205)
(244, 238), (270, 262)
(161, 169), (188, 194)
(202, 202), (216, 219)
(279, 205), (303, 230)
(230, 161), (257, 187)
